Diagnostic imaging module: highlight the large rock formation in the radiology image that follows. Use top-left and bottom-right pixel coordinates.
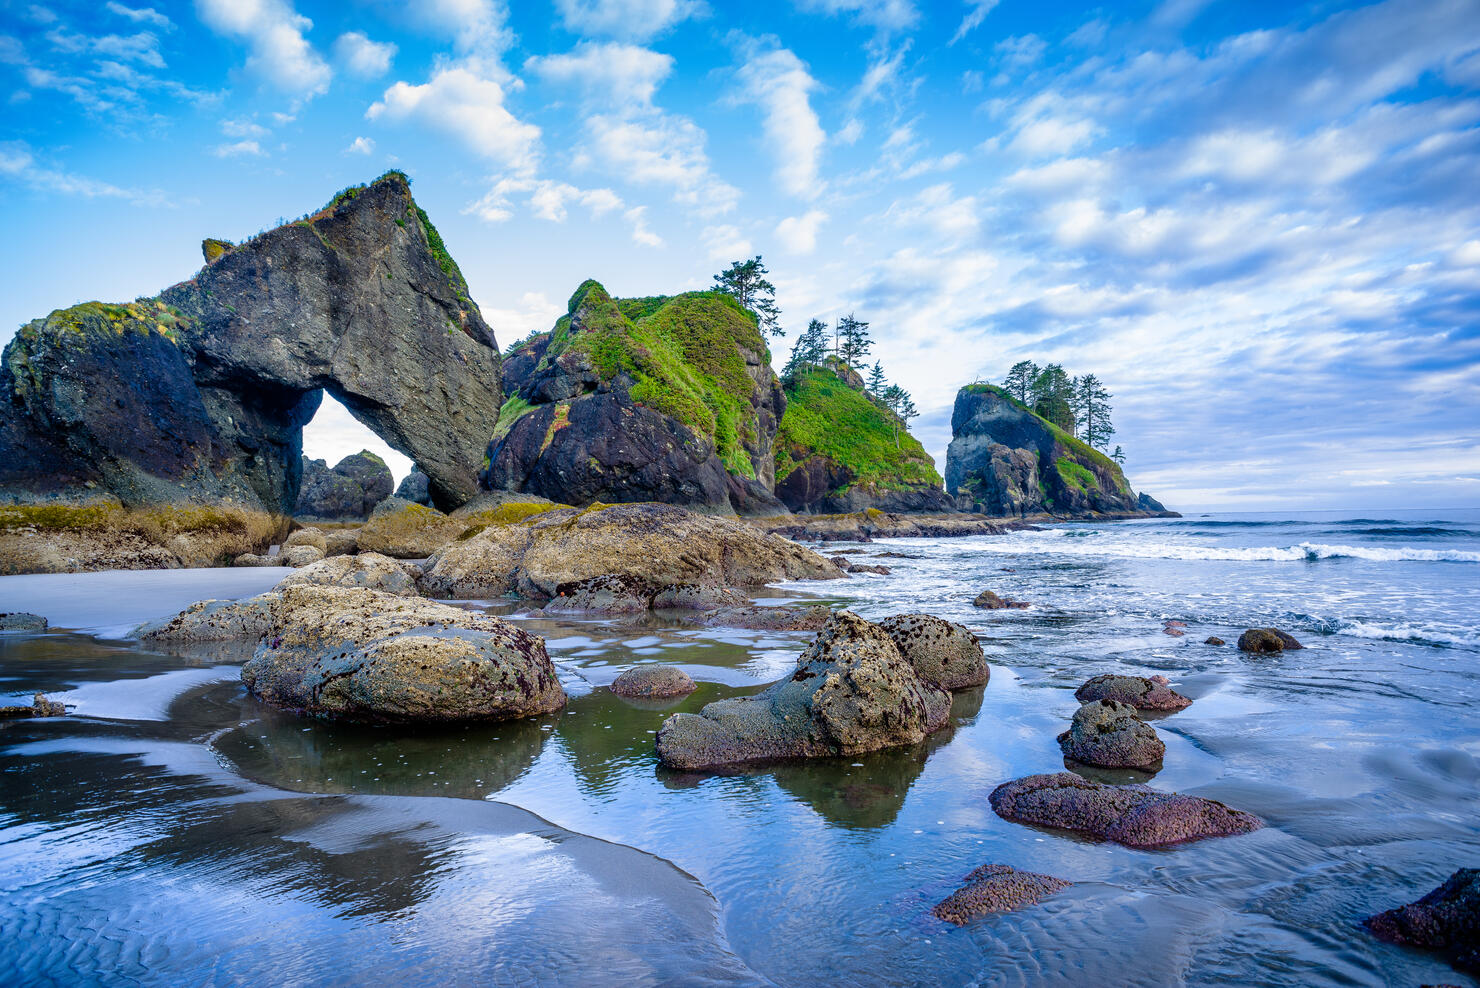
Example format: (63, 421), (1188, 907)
(775, 361), (954, 514)
(294, 451), (393, 519)
(482, 281), (785, 515)
(0, 172), (501, 513)
(945, 385), (1140, 517)
(1364, 868), (1479, 975)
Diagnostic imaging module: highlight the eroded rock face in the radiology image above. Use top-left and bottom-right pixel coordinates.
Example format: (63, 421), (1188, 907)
(931, 864), (1071, 925)
(654, 611), (951, 770)
(1057, 700), (1165, 770)
(989, 772), (1262, 848)
(945, 386), (1140, 517)
(295, 451), (393, 520)
(877, 614), (988, 691)
(1238, 628), (1304, 653)
(1364, 869), (1479, 974)
(241, 585), (564, 724)
(610, 665), (697, 699)
(275, 552), (419, 595)
(1074, 673), (1191, 711)
(0, 173), (501, 513)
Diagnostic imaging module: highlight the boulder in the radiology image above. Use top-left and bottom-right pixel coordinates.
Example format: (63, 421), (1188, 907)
(0, 692), (66, 719)
(931, 864), (1071, 925)
(294, 451), (393, 520)
(1204, 636), (1225, 646)
(233, 552), (277, 567)
(1364, 869), (1479, 974)
(323, 529), (360, 556)
(0, 612), (48, 632)
(241, 585), (565, 724)
(356, 497), (462, 558)
(281, 545), (325, 568)
(394, 467), (433, 507)
(542, 575), (747, 615)
(283, 527), (327, 553)
(877, 613), (988, 690)
(276, 552), (419, 595)
(0, 172), (502, 513)
(1074, 673), (1191, 711)
(1057, 699), (1165, 770)
(134, 594), (280, 643)
(654, 611), (951, 770)
(974, 589), (1029, 610)
(1137, 492), (1169, 513)
(1238, 628), (1303, 653)
(944, 385), (1141, 517)
(610, 665), (697, 699)
(989, 772), (1262, 848)
(694, 605), (834, 632)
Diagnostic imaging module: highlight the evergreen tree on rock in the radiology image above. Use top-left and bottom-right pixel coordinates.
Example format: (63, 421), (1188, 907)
(712, 256), (782, 338)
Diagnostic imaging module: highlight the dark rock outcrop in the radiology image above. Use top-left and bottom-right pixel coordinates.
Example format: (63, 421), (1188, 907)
(483, 281), (784, 515)
(1364, 869), (1479, 974)
(1074, 673), (1191, 711)
(394, 467), (433, 506)
(1238, 628), (1304, 653)
(294, 451), (393, 519)
(241, 585), (565, 724)
(945, 385), (1142, 517)
(0, 612), (48, 631)
(1137, 491), (1169, 513)
(1058, 699), (1165, 770)
(610, 665), (697, 699)
(655, 611), (951, 770)
(0, 172), (502, 513)
(989, 772), (1262, 848)
(931, 864), (1071, 925)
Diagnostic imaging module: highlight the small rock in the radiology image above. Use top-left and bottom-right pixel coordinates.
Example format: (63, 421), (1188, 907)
(1075, 673), (1191, 711)
(1365, 868), (1479, 975)
(0, 692), (66, 718)
(232, 553), (276, 567)
(1163, 620), (1186, 637)
(610, 665), (697, 699)
(134, 595), (279, 643)
(877, 613), (988, 691)
(974, 590), (1028, 610)
(281, 544), (325, 568)
(0, 612), (48, 632)
(323, 529), (360, 557)
(696, 605), (833, 631)
(1058, 699), (1165, 770)
(931, 864), (1071, 925)
(1204, 636), (1225, 646)
(989, 772), (1262, 848)
(283, 527), (327, 553)
(1238, 627), (1303, 653)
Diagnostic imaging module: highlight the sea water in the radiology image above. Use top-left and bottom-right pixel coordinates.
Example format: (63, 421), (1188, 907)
(1, 509), (1476, 986)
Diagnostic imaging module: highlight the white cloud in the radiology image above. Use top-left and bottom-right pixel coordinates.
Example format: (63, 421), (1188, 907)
(526, 41), (673, 108)
(0, 140), (168, 205)
(368, 67), (540, 173)
(344, 136), (374, 154)
(483, 291), (564, 344)
(582, 112), (739, 213)
(220, 117), (268, 138)
(625, 205), (662, 246)
(211, 139), (264, 158)
(334, 31), (395, 78)
(776, 209), (827, 254)
(1007, 116), (1100, 156)
(883, 183), (979, 241)
(702, 224), (752, 261)
(950, 0), (999, 45)
(415, 0), (514, 70)
(105, 2), (172, 29)
(195, 0), (331, 97)
(465, 177), (624, 224)
(554, 0), (700, 42)
(796, 0), (918, 32)
(45, 27), (166, 68)
(733, 44), (826, 200)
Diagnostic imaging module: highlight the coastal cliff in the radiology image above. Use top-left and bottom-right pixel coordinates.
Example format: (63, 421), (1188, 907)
(484, 280), (786, 515)
(945, 384), (1149, 516)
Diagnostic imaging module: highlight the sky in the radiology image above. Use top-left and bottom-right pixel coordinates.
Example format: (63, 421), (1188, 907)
(2, 0), (1479, 512)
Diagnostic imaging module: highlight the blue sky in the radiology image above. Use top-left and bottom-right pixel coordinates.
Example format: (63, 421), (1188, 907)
(2, 0), (1478, 511)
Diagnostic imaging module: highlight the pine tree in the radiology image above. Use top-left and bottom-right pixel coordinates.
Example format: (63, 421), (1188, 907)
(1075, 374), (1115, 449)
(1031, 364), (1076, 433)
(897, 394), (919, 449)
(1111, 445), (1126, 466)
(866, 361), (887, 396)
(1003, 360), (1037, 405)
(712, 256), (782, 337)
(836, 313), (872, 366)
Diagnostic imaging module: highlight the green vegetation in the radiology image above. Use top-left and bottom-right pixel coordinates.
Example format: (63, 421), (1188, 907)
(524, 280), (768, 478)
(414, 204), (463, 286)
(1056, 457), (1096, 492)
(0, 502), (286, 567)
(775, 366), (941, 491)
(202, 238), (233, 263)
(455, 501), (569, 540)
(493, 394), (537, 441)
(965, 381), (1132, 495)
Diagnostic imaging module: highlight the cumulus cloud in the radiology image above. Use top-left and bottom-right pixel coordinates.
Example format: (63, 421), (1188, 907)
(344, 136), (374, 154)
(368, 67), (540, 173)
(334, 31), (395, 78)
(526, 41), (673, 108)
(625, 205), (662, 246)
(581, 112), (739, 213)
(195, 0), (330, 97)
(733, 44), (826, 199)
(702, 224), (753, 261)
(465, 177), (624, 224)
(776, 209), (827, 253)
(554, 0), (701, 42)
(482, 291), (564, 344)
(211, 139), (264, 157)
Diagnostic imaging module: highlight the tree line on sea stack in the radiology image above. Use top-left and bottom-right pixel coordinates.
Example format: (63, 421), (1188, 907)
(1001, 360), (1122, 463)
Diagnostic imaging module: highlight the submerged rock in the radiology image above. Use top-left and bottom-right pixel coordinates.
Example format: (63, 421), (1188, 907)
(974, 590), (1028, 610)
(1238, 627), (1304, 653)
(275, 552), (419, 595)
(0, 612), (48, 632)
(1074, 673), (1191, 712)
(931, 864), (1071, 925)
(610, 665), (697, 699)
(1364, 868), (1479, 974)
(241, 585), (565, 724)
(1057, 700), (1165, 770)
(655, 611), (951, 770)
(0, 692), (66, 718)
(989, 772), (1262, 848)
(876, 613), (988, 691)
